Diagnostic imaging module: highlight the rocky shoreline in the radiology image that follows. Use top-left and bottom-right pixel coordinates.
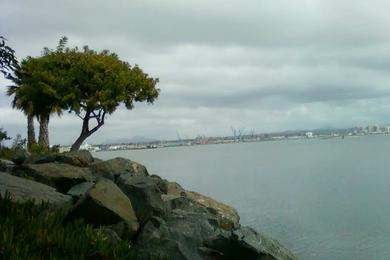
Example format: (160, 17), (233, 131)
(0, 151), (297, 259)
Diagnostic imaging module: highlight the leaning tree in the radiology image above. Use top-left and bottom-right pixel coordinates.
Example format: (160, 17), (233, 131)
(9, 37), (159, 151)
(60, 45), (160, 151)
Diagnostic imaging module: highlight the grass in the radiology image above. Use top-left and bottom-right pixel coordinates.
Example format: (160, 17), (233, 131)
(0, 192), (135, 259)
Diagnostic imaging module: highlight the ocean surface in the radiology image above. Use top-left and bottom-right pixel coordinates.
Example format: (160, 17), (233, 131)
(95, 135), (390, 260)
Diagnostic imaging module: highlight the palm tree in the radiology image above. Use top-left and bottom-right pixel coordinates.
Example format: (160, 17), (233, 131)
(7, 57), (64, 149)
(7, 66), (37, 150)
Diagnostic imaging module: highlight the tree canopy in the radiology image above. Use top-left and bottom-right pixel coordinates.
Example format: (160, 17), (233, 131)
(0, 36), (17, 78)
(0, 128), (11, 148)
(9, 37), (160, 151)
(8, 54), (65, 148)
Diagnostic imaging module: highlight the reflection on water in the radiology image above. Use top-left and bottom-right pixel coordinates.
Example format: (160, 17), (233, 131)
(95, 135), (390, 260)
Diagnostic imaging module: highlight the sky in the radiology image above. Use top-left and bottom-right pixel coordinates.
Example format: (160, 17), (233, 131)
(1, 0), (390, 145)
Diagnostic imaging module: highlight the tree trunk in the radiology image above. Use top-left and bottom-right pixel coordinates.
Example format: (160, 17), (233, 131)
(70, 134), (88, 152)
(27, 113), (36, 150)
(70, 110), (105, 152)
(38, 113), (50, 148)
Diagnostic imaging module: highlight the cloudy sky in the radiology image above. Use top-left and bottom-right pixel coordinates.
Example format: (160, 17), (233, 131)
(1, 0), (390, 144)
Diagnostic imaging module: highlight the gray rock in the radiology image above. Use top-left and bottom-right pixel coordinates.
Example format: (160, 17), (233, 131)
(134, 204), (218, 260)
(91, 157), (148, 181)
(67, 182), (95, 199)
(135, 195), (297, 260)
(232, 227), (297, 260)
(156, 177), (185, 196)
(22, 162), (94, 193)
(65, 179), (139, 238)
(205, 226), (298, 260)
(117, 174), (166, 224)
(27, 150), (95, 167)
(186, 191), (240, 231)
(0, 172), (72, 206)
(0, 158), (14, 172)
(92, 157), (103, 163)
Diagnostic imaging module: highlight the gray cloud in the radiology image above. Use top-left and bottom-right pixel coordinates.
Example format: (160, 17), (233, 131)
(1, 0), (390, 144)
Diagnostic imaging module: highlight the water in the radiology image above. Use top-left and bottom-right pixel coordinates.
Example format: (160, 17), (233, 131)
(95, 135), (390, 260)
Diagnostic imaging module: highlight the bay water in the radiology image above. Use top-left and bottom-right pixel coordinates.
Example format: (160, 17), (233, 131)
(95, 135), (390, 259)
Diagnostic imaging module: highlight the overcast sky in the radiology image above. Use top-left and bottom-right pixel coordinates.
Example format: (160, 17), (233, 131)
(1, 0), (390, 144)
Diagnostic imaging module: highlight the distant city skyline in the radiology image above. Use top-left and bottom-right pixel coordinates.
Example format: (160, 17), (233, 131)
(2, 0), (390, 145)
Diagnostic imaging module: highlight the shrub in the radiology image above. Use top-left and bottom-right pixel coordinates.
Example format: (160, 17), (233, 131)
(0, 147), (18, 160)
(0, 192), (135, 259)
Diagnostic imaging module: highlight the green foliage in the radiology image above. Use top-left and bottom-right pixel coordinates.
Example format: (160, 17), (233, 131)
(0, 147), (17, 160)
(28, 143), (50, 155)
(27, 143), (59, 155)
(11, 133), (26, 149)
(0, 192), (135, 259)
(0, 128), (11, 143)
(8, 54), (64, 118)
(8, 37), (160, 150)
(0, 36), (18, 78)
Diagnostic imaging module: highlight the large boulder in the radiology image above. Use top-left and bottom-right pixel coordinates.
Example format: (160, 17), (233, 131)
(0, 172), (72, 206)
(135, 195), (297, 260)
(66, 179), (139, 237)
(90, 157), (148, 181)
(186, 191), (240, 231)
(67, 182), (95, 201)
(27, 150), (95, 167)
(134, 196), (219, 260)
(21, 162), (94, 193)
(0, 158), (14, 172)
(205, 226), (298, 260)
(116, 174), (166, 224)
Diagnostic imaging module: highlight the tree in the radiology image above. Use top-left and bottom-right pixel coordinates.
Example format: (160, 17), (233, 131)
(8, 37), (159, 151)
(59, 45), (160, 151)
(7, 52), (65, 149)
(12, 133), (26, 149)
(0, 128), (11, 148)
(7, 67), (36, 149)
(0, 36), (17, 78)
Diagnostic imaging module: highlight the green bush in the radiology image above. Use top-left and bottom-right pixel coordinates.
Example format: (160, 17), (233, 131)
(0, 193), (135, 259)
(0, 147), (18, 160)
(28, 143), (50, 155)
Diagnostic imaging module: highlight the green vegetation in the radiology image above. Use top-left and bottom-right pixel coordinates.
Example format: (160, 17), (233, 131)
(0, 36), (17, 78)
(0, 128), (11, 149)
(0, 192), (135, 259)
(0, 129), (21, 159)
(7, 37), (160, 151)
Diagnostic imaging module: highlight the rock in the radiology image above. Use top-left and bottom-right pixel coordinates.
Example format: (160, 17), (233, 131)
(92, 157), (103, 163)
(67, 182), (94, 199)
(11, 149), (30, 165)
(186, 191), (240, 231)
(232, 227), (297, 260)
(205, 226), (298, 260)
(91, 157), (148, 181)
(0, 172), (72, 206)
(117, 174), (166, 224)
(0, 159), (14, 172)
(166, 182), (185, 195)
(134, 198), (218, 260)
(134, 194), (297, 260)
(65, 179), (139, 237)
(22, 162), (94, 193)
(27, 150), (95, 167)
(156, 177), (185, 196)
